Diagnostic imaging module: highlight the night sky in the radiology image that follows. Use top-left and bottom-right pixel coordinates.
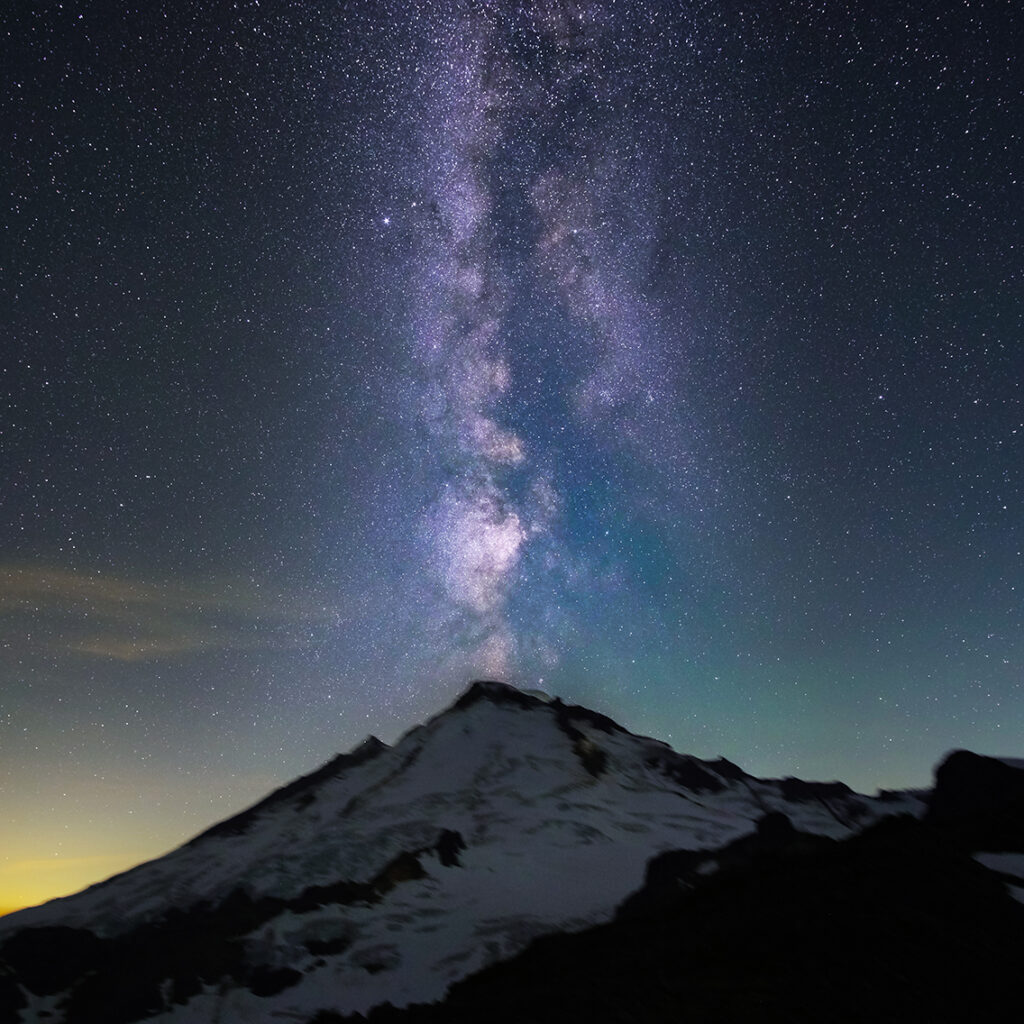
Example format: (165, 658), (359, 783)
(3, 0), (1021, 914)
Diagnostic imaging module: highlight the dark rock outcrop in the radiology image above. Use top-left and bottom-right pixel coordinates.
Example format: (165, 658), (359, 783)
(926, 750), (1024, 850)
(644, 749), (726, 794)
(436, 830), (467, 867)
(0, 973), (26, 1020)
(0, 925), (103, 996)
(776, 777), (853, 803)
(572, 735), (608, 777)
(553, 698), (622, 738)
(546, 695), (622, 777)
(248, 965), (303, 997)
(454, 681), (544, 712)
(704, 756), (748, 782)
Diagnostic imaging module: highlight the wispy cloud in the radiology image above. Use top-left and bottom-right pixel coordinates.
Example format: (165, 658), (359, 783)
(0, 564), (346, 662)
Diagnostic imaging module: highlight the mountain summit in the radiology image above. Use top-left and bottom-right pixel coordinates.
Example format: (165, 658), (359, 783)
(2, 681), (1019, 1024)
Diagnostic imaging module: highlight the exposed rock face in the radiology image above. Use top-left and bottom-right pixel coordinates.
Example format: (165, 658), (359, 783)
(926, 750), (1024, 850)
(776, 776), (853, 803)
(643, 748), (728, 793)
(452, 679), (545, 712)
(435, 830), (466, 868)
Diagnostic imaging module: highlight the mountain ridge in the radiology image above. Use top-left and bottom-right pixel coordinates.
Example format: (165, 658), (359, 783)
(0, 680), (923, 940)
(5, 680), (1019, 1024)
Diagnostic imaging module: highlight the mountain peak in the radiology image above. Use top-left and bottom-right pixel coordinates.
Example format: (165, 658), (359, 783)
(451, 679), (625, 740)
(453, 679), (548, 711)
(452, 679), (557, 707)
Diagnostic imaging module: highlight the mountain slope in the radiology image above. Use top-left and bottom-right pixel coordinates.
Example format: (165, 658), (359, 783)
(1, 681), (925, 1023)
(352, 814), (1024, 1024)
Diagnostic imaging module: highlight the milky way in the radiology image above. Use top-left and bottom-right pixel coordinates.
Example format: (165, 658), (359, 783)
(398, 2), (688, 677)
(408, 6), (532, 676)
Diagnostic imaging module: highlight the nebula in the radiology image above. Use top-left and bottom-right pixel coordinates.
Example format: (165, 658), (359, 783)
(405, 7), (539, 675)
(398, 2), (684, 675)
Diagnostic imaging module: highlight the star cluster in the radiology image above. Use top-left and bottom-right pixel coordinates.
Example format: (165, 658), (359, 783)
(1, 0), (1021, 914)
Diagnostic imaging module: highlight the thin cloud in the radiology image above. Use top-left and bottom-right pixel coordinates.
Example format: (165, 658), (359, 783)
(0, 564), (347, 662)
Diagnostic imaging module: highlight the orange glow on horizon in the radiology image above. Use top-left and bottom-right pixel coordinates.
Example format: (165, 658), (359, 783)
(0, 852), (145, 918)
(1, 769), (282, 923)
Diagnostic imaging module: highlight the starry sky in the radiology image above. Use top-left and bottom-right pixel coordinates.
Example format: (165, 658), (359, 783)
(3, 0), (1021, 914)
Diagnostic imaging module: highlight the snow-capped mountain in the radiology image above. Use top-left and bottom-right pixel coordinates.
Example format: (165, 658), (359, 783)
(0, 681), (971, 1024)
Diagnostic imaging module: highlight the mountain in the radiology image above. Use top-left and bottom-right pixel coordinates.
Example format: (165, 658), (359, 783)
(1, 681), (1018, 1024)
